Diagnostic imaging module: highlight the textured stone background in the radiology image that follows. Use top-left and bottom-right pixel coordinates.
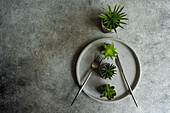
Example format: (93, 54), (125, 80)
(0, 0), (170, 113)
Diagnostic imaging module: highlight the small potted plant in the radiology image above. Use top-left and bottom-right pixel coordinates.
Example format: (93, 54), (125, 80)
(100, 84), (116, 100)
(100, 42), (118, 60)
(100, 63), (116, 79)
(99, 4), (128, 33)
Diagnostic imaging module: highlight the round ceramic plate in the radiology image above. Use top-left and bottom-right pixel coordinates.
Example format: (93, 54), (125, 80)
(76, 38), (141, 103)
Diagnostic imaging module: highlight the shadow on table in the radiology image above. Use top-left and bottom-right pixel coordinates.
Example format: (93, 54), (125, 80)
(85, 9), (103, 32)
(68, 8), (104, 103)
(71, 41), (92, 86)
(70, 9), (104, 82)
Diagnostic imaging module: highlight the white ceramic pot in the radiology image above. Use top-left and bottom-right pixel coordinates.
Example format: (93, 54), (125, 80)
(101, 19), (118, 33)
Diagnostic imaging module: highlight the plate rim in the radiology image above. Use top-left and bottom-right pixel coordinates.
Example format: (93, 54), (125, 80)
(76, 38), (141, 103)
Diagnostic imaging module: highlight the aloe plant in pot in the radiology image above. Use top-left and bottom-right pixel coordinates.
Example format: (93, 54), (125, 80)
(99, 4), (128, 33)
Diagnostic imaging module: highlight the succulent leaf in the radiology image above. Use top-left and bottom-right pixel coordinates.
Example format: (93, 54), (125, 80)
(108, 5), (112, 14)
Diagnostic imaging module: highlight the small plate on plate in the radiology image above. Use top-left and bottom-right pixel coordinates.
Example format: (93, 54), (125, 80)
(76, 38), (141, 103)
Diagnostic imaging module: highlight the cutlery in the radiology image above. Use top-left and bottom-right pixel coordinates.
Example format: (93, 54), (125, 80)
(71, 55), (103, 105)
(115, 55), (138, 107)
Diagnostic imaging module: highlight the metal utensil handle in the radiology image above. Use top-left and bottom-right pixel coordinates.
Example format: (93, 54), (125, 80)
(119, 70), (138, 107)
(116, 55), (138, 107)
(71, 72), (93, 106)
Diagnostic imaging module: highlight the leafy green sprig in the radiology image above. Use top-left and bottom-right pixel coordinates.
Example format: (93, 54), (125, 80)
(100, 84), (116, 100)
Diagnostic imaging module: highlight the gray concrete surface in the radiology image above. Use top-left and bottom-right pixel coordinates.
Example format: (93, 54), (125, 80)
(0, 0), (170, 113)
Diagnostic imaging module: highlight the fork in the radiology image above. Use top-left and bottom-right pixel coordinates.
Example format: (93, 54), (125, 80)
(71, 54), (103, 105)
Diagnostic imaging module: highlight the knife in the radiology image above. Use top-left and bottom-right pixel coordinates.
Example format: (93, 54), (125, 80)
(115, 55), (138, 107)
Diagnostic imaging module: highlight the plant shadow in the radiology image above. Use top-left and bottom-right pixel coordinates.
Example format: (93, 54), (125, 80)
(71, 40), (95, 86)
(85, 8), (103, 32)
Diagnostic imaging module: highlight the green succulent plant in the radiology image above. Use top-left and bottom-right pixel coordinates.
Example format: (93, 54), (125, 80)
(99, 4), (128, 33)
(100, 84), (116, 100)
(101, 42), (118, 60)
(100, 63), (116, 79)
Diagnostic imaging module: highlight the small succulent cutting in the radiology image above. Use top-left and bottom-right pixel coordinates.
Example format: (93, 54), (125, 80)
(100, 84), (116, 100)
(99, 4), (128, 33)
(100, 63), (116, 79)
(101, 42), (118, 60)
